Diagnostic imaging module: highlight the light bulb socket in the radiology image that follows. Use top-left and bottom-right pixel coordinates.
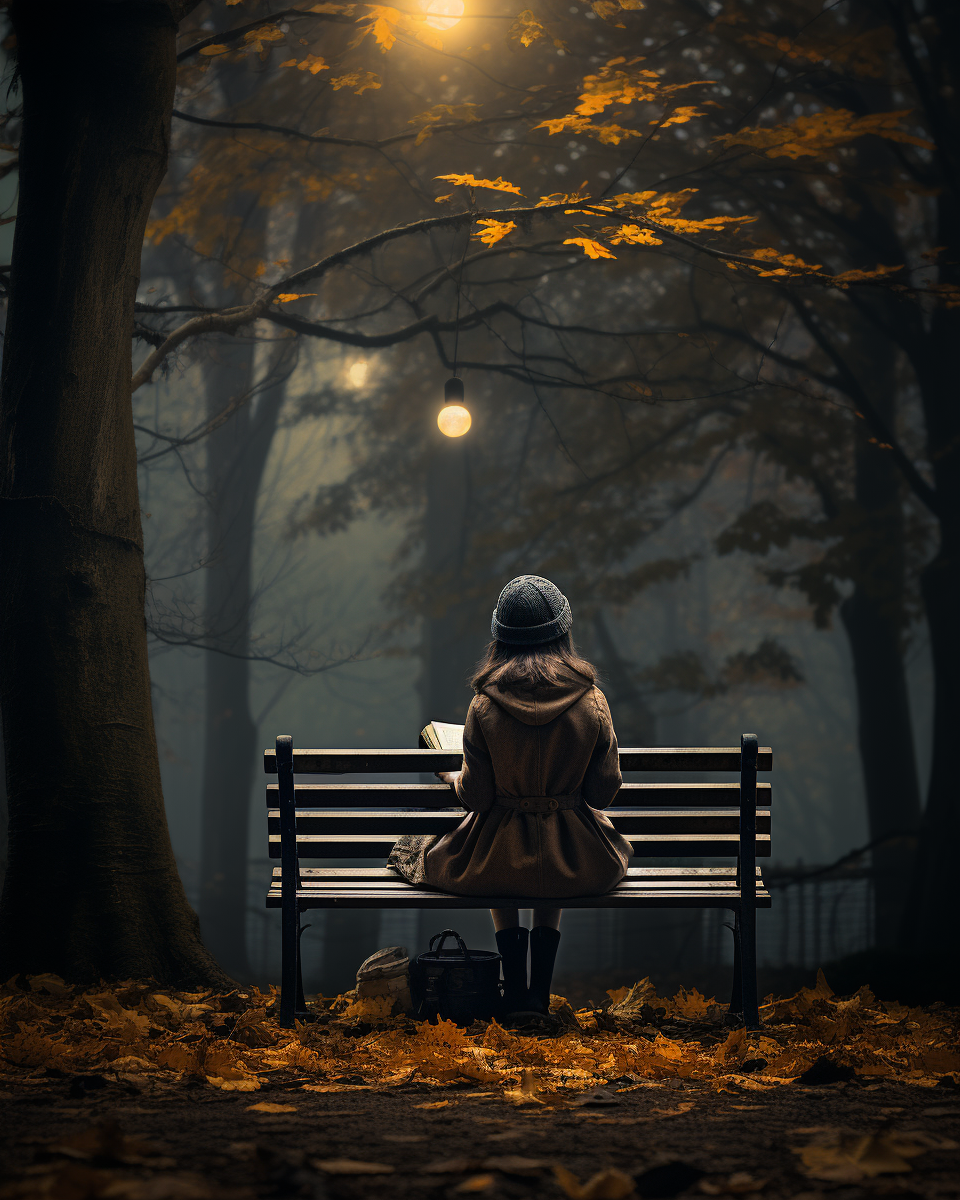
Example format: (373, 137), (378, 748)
(444, 377), (464, 403)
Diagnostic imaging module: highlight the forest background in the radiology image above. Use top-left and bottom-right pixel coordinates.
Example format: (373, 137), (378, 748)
(0, 0), (954, 1001)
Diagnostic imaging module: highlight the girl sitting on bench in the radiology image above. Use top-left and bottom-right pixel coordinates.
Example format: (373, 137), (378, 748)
(388, 575), (631, 1021)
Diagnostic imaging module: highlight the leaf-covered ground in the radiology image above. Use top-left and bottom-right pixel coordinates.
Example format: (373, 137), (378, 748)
(1, 972), (958, 1199)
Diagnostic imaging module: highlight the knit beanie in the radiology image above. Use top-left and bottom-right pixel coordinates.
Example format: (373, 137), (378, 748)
(491, 575), (573, 646)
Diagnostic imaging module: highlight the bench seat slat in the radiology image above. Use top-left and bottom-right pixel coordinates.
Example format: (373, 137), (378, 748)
(263, 747), (773, 774)
(265, 880), (771, 909)
(268, 833), (771, 858)
(265, 782), (773, 808)
(278, 865), (765, 879)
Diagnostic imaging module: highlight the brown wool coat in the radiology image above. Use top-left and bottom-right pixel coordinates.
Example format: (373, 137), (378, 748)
(393, 677), (632, 899)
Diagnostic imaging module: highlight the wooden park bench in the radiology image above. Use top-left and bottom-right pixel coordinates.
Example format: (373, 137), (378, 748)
(264, 734), (772, 1029)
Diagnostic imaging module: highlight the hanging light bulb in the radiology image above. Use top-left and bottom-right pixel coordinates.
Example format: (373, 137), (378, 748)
(437, 377), (471, 437)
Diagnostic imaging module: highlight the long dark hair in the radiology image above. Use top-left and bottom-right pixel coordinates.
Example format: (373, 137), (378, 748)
(471, 632), (597, 696)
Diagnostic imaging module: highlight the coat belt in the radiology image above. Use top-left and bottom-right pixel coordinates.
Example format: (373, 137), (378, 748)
(495, 791), (581, 813)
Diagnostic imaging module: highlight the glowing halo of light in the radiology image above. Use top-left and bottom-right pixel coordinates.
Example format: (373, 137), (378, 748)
(423, 0), (464, 30)
(437, 404), (471, 437)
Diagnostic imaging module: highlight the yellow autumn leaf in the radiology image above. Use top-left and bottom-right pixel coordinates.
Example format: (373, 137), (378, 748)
(554, 1164), (635, 1199)
(475, 219), (516, 245)
(608, 224), (663, 246)
(410, 103), (481, 144)
(26, 973), (72, 996)
(313, 1159), (395, 1174)
(351, 5), (400, 51)
(794, 1131), (928, 1182)
(275, 293), (318, 302)
(564, 237), (617, 259)
(343, 994), (395, 1019)
(279, 53), (329, 73)
(243, 26), (284, 44)
(206, 1075), (260, 1091)
(509, 9), (544, 47)
(246, 1102), (297, 1113)
(329, 71), (381, 93)
(456, 1177), (496, 1194)
(661, 106), (702, 127)
(535, 115), (638, 144)
(436, 173), (523, 196)
(591, 1), (622, 22)
(198, 44), (230, 56)
(718, 108), (935, 160)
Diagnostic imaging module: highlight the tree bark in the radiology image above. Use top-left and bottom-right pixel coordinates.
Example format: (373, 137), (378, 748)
(905, 260), (960, 953)
(0, 0), (227, 985)
(837, 346), (921, 947)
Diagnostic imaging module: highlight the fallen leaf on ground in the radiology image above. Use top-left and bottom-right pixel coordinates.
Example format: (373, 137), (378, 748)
(794, 1131), (930, 1181)
(455, 1177), (496, 1194)
(414, 1099), (452, 1109)
(555, 1164), (636, 1199)
(700, 1173), (768, 1194)
(245, 1102), (297, 1114)
(311, 1158), (395, 1174)
(483, 1156), (547, 1176)
(423, 1159), (480, 1174)
(503, 1068), (545, 1105)
(49, 1122), (171, 1166)
(649, 1102), (696, 1118)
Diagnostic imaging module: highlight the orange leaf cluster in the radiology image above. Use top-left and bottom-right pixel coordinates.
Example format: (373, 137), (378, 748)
(717, 108), (935, 160)
(2, 970), (957, 1102)
(351, 4), (443, 54)
(475, 219), (517, 246)
(435, 174), (523, 196)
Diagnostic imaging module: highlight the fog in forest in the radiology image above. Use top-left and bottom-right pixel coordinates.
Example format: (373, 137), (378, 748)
(137, 332), (933, 996)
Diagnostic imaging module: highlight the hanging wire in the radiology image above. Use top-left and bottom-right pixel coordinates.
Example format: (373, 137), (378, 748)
(450, 219), (472, 378)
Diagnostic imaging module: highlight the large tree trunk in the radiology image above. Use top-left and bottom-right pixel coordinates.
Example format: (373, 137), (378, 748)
(838, 352), (921, 947)
(906, 276), (960, 954)
(0, 0), (226, 985)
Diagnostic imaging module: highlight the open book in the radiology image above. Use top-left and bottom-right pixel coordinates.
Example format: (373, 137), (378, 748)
(420, 721), (465, 751)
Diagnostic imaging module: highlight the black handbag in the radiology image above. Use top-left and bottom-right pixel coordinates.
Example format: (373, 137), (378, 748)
(414, 929), (501, 1026)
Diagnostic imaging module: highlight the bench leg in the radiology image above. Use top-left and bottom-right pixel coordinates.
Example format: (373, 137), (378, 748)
(728, 911), (743, 1016)
(740, 901), (761, 1030)
(280, 897), (300, 1029)
(296, 923), (309, 1012)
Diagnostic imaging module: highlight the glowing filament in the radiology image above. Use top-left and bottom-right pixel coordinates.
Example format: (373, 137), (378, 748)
(437, 404), (471, 437)
(424, 0), (464, 29)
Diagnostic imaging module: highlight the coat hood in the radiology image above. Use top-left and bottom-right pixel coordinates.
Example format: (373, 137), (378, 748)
(481, 676), (592, 726)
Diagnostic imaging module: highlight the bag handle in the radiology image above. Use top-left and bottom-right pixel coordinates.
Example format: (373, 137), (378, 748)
(428, 928), (470, 957)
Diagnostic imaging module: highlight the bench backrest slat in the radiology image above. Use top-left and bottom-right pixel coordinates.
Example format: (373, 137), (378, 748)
(263, 747), (773, 774)
(264, 782), (773, 808)
(263, 741), (773, 864)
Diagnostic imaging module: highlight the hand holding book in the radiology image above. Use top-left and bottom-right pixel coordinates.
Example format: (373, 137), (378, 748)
(421, 721), (464, 787)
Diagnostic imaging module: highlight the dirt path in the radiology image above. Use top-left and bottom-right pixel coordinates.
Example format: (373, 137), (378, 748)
(2, 1070), (958, 1199)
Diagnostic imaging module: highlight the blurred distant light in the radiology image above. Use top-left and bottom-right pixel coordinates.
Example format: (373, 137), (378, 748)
(424, 0), (464, 30)
(348, 360), (369, 388)
(438, 404), (471, 437)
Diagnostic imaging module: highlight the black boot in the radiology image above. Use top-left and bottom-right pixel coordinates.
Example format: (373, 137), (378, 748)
(495, 927), (529, 1016)
(528, 926), (561, 1015)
